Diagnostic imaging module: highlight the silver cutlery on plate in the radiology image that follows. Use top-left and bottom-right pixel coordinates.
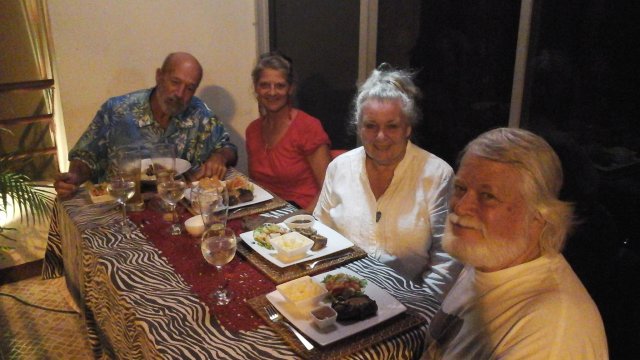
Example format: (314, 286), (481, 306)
(265, 304), (314, 350)
(301, 253), (348, 270)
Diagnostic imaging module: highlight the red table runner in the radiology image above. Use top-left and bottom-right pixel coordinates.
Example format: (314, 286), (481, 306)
(129, 199), (275, 332)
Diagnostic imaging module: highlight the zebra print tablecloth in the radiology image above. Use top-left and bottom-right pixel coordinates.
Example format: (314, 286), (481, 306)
(42, 191), (441, 359)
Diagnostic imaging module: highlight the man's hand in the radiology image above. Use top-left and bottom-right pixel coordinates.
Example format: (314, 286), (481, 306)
(54, 160), (91, 199)
(189, 147), (237, 181)
(193, 152), (227, 180)
(54, 172), (81, 199)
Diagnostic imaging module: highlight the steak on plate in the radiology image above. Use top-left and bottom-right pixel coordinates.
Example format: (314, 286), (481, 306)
(332, 294), (378, 321)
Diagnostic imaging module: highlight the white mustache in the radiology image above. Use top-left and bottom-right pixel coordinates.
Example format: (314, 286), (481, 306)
(448, 213), (483, 230)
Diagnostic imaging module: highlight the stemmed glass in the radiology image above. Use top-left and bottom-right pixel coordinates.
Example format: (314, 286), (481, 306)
(116, 145), (144, 211)
(107, 173), (136, 235)
(197, 185), (229, 234)
(151, 143), (176, 183)
(201, 227), (237, 305)
(157, 179), (187, 235)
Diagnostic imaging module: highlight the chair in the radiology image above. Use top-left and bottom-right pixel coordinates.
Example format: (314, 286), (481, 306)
(330, 149), (347, 160)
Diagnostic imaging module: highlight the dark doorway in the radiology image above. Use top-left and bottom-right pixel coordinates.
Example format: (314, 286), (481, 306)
(523, 1), (640, 358)
(378, 1), (639, 357)
(269, 0), (360, 151)
(378, 0), (521, 166)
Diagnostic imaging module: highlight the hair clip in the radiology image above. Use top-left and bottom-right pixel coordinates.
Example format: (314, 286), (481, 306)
(385, 78), (405, 93)
(377, 62), (393, 71)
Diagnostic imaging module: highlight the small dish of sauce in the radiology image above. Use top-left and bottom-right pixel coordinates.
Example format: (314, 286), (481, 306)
(310, 305), (337, 329)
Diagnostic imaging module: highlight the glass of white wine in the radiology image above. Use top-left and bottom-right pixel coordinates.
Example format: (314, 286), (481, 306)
(107, 173), (136, 235)
(116, 145), (144, 212)
(151, 143), (176, 183)
(157, 179), (187, 235)
(197, 185), (229, 234)
(201, 227), (237, 305)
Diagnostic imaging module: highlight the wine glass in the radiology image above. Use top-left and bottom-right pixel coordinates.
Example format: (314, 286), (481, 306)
(197, 185), (229, 234)
(107, 173), (136, 235)
(116, 145), (144, 211)
(157, 179), (187, 235)
(151, 143), (176, 183)
(201, 227), (237, 305)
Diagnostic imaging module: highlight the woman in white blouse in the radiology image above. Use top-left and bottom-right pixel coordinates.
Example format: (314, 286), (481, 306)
(313, 64), (460, 300)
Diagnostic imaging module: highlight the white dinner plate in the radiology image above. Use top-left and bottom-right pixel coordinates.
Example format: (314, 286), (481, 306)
(239, 221), (354, 268)
(184, 181), (274, 211)
(140, 158), (191, 182)
(266, 268), (407, 346)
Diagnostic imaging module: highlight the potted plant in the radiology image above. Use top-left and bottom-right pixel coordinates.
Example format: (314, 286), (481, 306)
(0, 128), (54, 253)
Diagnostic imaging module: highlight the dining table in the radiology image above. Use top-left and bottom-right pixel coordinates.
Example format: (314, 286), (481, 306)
(42, 171), (442, 359)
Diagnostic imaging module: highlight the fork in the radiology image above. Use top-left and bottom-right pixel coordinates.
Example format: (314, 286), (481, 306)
(301, 253), (347, 270)
(265, 304), (315, 350)
(229, 207), (246, 215)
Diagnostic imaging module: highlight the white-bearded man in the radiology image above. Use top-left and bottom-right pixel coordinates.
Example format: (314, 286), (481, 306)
(423, 128), (608, 359)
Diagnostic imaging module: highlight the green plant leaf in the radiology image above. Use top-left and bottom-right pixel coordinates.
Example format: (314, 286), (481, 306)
(0, 167), (54, 225)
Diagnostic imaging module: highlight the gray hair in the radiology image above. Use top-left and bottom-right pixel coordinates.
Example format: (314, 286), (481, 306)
(352, 64), (421, 129)
(251, 51), (295, 86)
(459, 127), (574, 253)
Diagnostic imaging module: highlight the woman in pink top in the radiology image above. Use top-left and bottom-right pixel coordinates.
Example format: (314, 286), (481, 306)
(246, 52), (332, 211)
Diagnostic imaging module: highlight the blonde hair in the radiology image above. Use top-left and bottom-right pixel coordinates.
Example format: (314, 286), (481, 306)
(460, 127), (574, 253)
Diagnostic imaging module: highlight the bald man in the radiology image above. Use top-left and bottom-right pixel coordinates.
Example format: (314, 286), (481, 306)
(55, 52), (237, 198)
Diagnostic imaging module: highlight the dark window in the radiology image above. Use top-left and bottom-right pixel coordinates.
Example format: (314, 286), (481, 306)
(381, 0), (521, 165)
(269, 0), (360, 150)
(523, 2), (640, 357)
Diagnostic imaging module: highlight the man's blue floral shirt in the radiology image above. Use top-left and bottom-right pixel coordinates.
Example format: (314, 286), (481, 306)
(69, 88), (236, 182)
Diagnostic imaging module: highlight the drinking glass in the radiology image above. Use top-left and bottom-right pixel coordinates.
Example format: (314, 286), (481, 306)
(116, 145), (144, 211)
(197, 185), (229, 234)
(201, 227), (237, 305)
(151, 143), (176, 183)
(107, 174), (136, 235)
(157, 179), (187, 235)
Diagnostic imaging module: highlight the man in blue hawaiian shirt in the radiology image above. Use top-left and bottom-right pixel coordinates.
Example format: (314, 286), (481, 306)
(54, 52), (237, 198)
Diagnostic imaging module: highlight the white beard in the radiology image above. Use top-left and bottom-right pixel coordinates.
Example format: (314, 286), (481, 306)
(442, 213), (533, 271)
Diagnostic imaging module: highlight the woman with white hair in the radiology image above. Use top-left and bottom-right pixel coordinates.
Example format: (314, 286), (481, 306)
(313, 64), (460, 300)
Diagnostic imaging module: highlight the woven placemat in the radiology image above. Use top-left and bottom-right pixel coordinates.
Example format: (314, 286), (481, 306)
(225, 169), (291, 219)
(247, 295), (427, 359)
(237, 243), (367, 284)
(227, 196), (289, 220)
(181, 183), (290, 220)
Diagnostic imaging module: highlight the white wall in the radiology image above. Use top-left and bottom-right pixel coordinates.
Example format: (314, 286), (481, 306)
(47, 0), (259, 173)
